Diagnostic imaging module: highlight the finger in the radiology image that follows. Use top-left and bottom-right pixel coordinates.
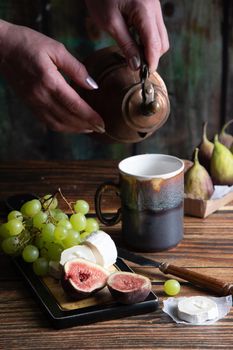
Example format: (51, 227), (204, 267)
(155, 2), (170, 55)
(35, 109), (94, 134)
(50, 43), (99, 90)
(52, 72), (105, 133)
(107, 12), (141, 70)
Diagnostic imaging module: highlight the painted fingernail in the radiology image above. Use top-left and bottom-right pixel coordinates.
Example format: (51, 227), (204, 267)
(129, 55), (141, 70)
(93, 125), (105, 133)
(86, 76), (99, 89)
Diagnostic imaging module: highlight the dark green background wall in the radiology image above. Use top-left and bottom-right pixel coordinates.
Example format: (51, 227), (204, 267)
(0, 0), (232, 161)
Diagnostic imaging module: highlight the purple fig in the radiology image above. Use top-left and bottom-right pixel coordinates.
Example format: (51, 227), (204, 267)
(61, 258), (109, 300)
(219, 119), (233, 149)
(107, 271), (151, 304)
(185, 148), (214, 200)
(197, 122), (214, 173)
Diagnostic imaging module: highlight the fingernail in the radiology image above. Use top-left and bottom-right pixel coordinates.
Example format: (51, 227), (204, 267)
(86, 76), (99, 89)
(129, 55), (141, 70)
(91, 124), (105, 133)
(83, 129), (94, 134)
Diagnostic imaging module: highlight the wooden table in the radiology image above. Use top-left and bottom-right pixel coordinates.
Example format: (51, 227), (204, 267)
(0, 160), (233, 350)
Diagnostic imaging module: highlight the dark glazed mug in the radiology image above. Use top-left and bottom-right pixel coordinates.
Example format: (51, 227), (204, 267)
(95, 154), (184, 252)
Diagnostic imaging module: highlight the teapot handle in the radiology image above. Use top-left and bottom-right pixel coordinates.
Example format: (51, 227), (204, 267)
(95, 181), (122, 226)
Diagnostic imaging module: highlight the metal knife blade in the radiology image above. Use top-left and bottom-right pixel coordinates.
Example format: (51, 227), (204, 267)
(117, 247), (161, 267)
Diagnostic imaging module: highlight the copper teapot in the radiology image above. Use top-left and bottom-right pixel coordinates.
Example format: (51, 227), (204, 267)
(80, 46), (170, 143)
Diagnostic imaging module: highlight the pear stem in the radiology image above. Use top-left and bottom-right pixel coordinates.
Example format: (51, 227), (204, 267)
(221, 119), (233, 134)
(202, 122), (208, 142)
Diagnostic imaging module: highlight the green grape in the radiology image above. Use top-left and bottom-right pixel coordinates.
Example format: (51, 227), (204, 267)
(42, 194), (58, 210)
(34, 234), (46, 249)
(22, 199), (42, 218)
(54, 226), (68, 241)
(50, 209), (68, 221)
(7, 210), (23, 222)
(0, 223), (10, 239)
(33, 211), (48, 229)
(47, 242), (63, 261)
(57, 219), (72, 230)
(164, 279), (181, 296)
(2, 236), (20, 255)
(80, 231), (91, 242)
(62, 229), (81, 248)
(41, 223), (55, 242)
(22, 244), (39, 263)
(70, 213), (86, 232)
(33, 257), (49, 276)
(6, 219), (24, 236)
(40, 247), (49, 259)
(73, 200), (89, 215)
(85, 218), (99, 233)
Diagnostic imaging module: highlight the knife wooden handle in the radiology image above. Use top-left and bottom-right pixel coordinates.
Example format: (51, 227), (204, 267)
(159, 263), (233, 296)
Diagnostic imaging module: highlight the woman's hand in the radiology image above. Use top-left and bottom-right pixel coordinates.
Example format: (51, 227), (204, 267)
(0, 20), (105, 133)
(85, 0), (169, 72)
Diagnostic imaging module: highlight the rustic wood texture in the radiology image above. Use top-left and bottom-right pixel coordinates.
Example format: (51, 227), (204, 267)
(0, 160), (233, 350)
(0, 0), (231, 161)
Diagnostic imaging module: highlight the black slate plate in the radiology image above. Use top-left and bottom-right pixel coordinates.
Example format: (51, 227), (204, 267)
(13, 257), (159, 329)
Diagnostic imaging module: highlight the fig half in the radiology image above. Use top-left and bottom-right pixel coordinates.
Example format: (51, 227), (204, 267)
(61, 258), (109, 300)
(107, 271), (151, 304)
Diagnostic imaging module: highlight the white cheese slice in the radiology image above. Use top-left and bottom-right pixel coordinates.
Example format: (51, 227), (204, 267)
(83, 230), (117, 268)
(177, 296), (219, 323)
(60, 245), (96, 266)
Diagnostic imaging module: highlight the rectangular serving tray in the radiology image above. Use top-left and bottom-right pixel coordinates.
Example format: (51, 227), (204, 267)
(13, 257), (158, 329)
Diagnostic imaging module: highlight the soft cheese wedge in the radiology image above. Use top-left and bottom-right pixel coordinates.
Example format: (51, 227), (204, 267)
(177, 296), (219, 323)
(83, 230), (117, 268)
(60, 245), (96, 266)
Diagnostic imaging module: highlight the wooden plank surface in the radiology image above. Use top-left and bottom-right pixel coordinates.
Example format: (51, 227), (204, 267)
(0, 160), (233, 350)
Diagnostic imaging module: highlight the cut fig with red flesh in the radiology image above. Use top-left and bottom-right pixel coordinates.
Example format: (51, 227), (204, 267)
(107, 271), (151, 304)
(61, 258), (110, 300)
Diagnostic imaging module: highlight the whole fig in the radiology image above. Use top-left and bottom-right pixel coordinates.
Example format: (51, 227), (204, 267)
(107, 271), (151, 304)
(61, 258), (109, 300)
(219, 119), (233, 149)
(197, 122), (214, 172)
(185, 148), (214, 200)
(210, 135), (233, 185)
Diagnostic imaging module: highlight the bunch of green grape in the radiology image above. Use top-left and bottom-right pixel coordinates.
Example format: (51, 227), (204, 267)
(0, 194), (99, 276)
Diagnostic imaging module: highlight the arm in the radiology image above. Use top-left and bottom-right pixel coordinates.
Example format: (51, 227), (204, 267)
(0, 20), (105, 133)
(85, 0), (169, 72)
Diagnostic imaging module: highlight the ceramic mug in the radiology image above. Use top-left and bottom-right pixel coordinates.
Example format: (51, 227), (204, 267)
(95, 154), (184, 252)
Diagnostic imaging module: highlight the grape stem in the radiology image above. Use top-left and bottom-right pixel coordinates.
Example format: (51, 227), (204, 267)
(58, 188), (74, 214)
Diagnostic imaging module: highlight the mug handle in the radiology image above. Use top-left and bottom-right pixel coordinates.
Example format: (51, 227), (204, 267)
(95, 181), (122, 226)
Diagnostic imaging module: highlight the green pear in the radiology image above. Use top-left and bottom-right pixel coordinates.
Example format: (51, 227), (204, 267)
(210, 135), (233, 185)
(185, 148), (214, 200)
(219, 119), (233, 149)
(198, 121), (214, 173)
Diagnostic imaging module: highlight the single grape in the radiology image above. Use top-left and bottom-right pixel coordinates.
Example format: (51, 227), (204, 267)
(85, 218), (99, 233)
(41, 223), (55, 242)
(22, 244), (39, 263)
(62, 229), (81, 248)
(42, 194), (58, 210)
(22, 199), (42, 218)
(73, 200), (89, 215)
(70, 213), (86, 232)
(33, 257), (49, 276)
(57, 219), (72, 230)
(5, 219), (24, 236)
(1, 236), (20, 255)
(50, 209), (68, 221)
(34, 234), (46, 250)
(33, 211), (48, 229)
(47, 242), (63, 261)
(164, 279), (181, 296)
(54, 226), (68, 241)
(80, 231), (91, 242)
(7, 210), (23, 222)
(40, 247), (49, 259)
(0, 223), (10, 239)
